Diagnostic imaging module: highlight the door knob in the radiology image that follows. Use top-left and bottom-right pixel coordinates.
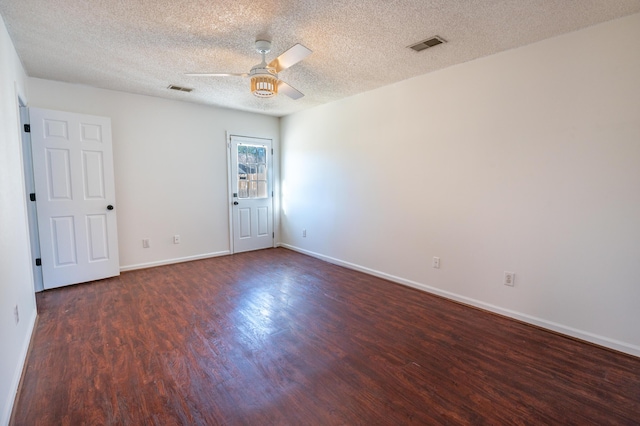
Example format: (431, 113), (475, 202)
(107, 205), (114, 210)
(233, 201), (239, 205)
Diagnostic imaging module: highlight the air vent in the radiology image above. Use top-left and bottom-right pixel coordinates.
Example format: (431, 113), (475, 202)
(408, 36), (446, 52)
(167, 85), (193, 93)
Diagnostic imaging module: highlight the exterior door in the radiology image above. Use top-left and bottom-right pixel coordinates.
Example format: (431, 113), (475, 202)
(30, 107), (120, 289)
(230, 135), (273, 253)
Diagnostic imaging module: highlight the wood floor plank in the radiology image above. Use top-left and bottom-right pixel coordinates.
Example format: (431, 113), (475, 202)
(10, 248), (640, 425)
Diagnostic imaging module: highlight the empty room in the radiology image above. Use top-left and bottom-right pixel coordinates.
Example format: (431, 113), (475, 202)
(1, 1), (639, 424)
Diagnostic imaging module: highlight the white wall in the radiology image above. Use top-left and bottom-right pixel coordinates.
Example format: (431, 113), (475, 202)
(280, 13), (640, 356)
(28, 79), (280, 271)
(0, 14), (38, 426)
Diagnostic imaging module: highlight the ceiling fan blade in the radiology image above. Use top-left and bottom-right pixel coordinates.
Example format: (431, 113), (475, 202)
(268, 44), (312, 73)
(185, 72), (248, 77)
(278, 80), (304, 100)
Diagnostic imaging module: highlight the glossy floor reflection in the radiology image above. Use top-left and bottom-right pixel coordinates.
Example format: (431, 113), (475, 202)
(11, 248), (640, 425)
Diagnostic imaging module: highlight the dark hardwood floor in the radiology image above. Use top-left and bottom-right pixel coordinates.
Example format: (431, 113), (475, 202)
(11, 248), (640, 425)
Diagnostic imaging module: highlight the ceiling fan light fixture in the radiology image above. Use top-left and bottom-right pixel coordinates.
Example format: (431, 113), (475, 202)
(250, 73), (278, 98)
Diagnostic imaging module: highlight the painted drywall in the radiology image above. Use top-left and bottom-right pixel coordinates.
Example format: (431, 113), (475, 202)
(0, 13), (38, 426)
(27, 79), (280, 271)
(280, 13), (640, 356)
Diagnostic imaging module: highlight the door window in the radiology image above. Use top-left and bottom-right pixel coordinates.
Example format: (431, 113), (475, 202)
(237, 144), (268, 199)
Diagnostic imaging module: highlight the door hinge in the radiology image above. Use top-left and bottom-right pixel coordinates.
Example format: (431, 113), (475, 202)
(24, 124), (30, 133)
(271, 148), (273, 155)
(35, 258), (41, 266)
(272, 191), (274, 197)
(272, 232), (275, 238)
(29, 193), (36, 202)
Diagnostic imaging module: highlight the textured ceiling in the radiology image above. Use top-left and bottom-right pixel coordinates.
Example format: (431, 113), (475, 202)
(1, 0), (639, 117)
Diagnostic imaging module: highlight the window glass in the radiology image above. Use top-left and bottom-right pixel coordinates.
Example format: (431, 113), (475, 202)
(237, 144), (268, 199)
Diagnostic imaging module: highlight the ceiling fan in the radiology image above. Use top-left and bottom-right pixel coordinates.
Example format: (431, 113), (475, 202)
(186, 40), (312, 100)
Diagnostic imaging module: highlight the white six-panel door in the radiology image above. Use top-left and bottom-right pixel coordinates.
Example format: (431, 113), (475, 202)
(230, 135), (274, 253)
(30, 108), (120, 289)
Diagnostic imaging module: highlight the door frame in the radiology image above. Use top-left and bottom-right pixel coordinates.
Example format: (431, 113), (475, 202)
(226, 132), (275, 254)
(19, 99), (44, 292)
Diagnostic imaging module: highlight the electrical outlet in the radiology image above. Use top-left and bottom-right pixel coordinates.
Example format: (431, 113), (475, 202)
(504, 271), (515, 287)
(173, 235), (180, 244)
(142, 238), (150, 248)
(14, 305), (19, 324)
(302, 229), (306, 238)
(432, 257), (440, 269)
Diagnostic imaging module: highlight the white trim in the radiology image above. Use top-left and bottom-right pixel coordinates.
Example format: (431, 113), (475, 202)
(2, 308), (37, 426)
(225, 131), (234, 254)
(120, 251), (230, 272)
(278, 243), (640, 358)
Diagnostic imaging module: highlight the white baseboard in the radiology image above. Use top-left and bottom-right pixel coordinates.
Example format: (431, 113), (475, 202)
(2, 308), (37, 426)
(120, 250), (230, 272)
(278, 243), (640, 358)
